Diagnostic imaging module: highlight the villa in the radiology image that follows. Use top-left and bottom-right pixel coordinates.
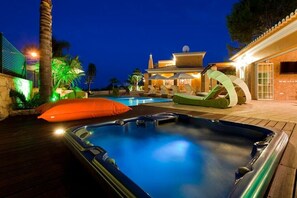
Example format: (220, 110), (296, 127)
(144, 46), (209, 93)
(230, 9), (297, 101)
(144, 9), (297, 102)
(1, 5), (297, 197)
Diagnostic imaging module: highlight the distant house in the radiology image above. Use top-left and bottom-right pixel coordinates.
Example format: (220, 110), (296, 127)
(144, 46), (210, 93)
(230, 9), (297, 100)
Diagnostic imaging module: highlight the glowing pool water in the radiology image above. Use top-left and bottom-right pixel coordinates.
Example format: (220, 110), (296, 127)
(64, 113), (288, 198)
(98, 96), (172, 106)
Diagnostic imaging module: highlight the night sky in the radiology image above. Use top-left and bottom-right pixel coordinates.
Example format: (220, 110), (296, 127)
(1, 0), (238, 89)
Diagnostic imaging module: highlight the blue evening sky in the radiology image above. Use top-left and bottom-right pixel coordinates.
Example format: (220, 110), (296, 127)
(1, 0), (238, 89)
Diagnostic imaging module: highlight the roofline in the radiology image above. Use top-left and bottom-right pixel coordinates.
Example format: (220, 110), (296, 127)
(173, 52), (206, 58)
(158, 60), (174, 63)
(208, 62), (236, 67)
(230, 9), (297, 61)
(146, 67), (203, 74)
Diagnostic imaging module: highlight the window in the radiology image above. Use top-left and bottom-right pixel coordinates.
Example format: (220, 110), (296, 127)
(257, 63), (274, 100)
(280, 62), (297, 74)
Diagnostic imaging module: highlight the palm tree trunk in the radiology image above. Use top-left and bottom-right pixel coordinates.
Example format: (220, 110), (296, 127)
(87, 81), (90, 93)
(39, 0), (52, 102)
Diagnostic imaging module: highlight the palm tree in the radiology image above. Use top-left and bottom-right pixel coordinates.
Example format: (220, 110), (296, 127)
(109, 77), (119, 96)
(52, 37), (70, 57)
(110, 77), (119, 89)
(39, 0), (53, 102)
(85, 63), (96, 94)
(127, 68), (143, 91)
(51, 56), (84, 90)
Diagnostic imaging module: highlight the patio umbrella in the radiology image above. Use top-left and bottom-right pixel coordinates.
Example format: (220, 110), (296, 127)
(168, 72), (194, 79)
(206, 70), (238, 107)
(149, 74), (168, 80)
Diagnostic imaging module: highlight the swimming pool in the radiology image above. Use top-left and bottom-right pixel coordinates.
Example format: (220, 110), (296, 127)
(64, 113), (288, 198)
(98, 96), (172, 106)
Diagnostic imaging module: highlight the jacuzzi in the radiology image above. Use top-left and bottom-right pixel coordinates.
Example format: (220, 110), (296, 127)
(64, 113), (288, 198)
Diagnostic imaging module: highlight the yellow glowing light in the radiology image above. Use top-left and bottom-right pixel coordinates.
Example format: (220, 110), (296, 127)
(54, 128), (65, 136)
(172, 55), (176, 65)
(30, 52), (38, 57)
(192, 73), (201, 78)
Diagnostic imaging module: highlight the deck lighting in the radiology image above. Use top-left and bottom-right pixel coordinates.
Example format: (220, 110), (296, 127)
(54, 128), (65, 136)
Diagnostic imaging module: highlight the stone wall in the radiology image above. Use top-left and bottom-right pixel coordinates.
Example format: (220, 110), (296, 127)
(0, 73), (33, 120)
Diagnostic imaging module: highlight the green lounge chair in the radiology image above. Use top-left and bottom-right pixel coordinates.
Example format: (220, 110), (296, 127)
(173, 85), (230, 108)
(173, 70), (239, 108)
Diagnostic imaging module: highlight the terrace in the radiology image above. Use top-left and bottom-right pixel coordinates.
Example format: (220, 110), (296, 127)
(1, 2), (297, 197)
(0, 100), (296, 197)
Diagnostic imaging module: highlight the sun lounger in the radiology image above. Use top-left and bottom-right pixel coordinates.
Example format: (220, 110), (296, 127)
(170, 85), (179, 94)
(184, 84), (194, 95)
(173, 85), (230, 108)
(167, 85), (179, 98)
(141, 85), (158, 97)
(228, 75), (252, 104)
(173, 70), (239, 108)
(160, 85), (170, 98)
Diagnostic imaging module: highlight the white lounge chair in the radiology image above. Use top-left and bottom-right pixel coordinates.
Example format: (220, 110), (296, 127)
(160, 85), (170, 98)
(228, 75), (252, 104)
(170, 85), (179, 94)
(184, 84), (194, 95)
(141, 85), (158, 97)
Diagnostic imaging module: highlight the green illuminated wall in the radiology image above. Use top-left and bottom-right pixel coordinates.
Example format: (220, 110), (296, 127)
(0, 73), (33, 120)
(13, 77), (33, 100)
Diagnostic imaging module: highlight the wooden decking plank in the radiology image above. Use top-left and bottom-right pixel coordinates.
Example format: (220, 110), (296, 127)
(241, 118), (257, 124)
(274, 121), (287, 131)
(265, 120), (278, 128)
(280, 124), (297, 169)
(267, 164), (295, 198)
(257, 119), (271, 127)
(231, 116), (248, 122)
(282, 122), (297, 137)
(220, 115), (240, 122)
(0, 163), (64, 196)
(6, 178), (68, 198)
(248, 118), (263, 126)
(234, 117), (250, 123)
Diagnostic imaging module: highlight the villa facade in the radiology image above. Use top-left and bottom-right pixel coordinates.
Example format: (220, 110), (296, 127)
(144, 49), (210, 93)
(230, 9), (297, 100)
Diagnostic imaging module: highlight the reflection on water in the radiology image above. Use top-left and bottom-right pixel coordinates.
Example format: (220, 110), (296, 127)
(100, 96), (172, 106)
(86, 122), (253, 198)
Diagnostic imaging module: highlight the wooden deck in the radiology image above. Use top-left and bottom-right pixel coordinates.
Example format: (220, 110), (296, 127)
(0, 105), (296, 197)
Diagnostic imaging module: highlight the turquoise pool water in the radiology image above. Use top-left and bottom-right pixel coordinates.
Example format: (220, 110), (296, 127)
(65, 113), (288, 198)
(100, 96), (172, 106)
(85, 121), (254, 198)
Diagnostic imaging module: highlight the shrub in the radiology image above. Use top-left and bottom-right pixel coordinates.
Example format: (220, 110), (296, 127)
(9, 89), (43, 110)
